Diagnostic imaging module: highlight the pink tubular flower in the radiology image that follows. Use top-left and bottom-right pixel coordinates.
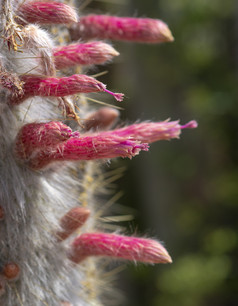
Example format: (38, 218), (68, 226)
(9, 74), (124, 105)
(102, 120), (198, 143)
(53, 42), (119, 69)
(57, 207), (90, 241)
(14, 121), (148, 169)
(68, 233), (172, 264)
(69, 15), (174, 43)
(18, 1), (78, 25)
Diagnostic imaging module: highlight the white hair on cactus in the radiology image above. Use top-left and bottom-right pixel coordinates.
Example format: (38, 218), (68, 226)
(0, 1), (85, 305)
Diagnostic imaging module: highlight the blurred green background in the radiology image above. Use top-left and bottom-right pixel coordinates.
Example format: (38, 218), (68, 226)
(84, 0), (238, 305)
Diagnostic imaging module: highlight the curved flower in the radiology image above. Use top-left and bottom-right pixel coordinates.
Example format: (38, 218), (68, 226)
(70, 15), (174, 43)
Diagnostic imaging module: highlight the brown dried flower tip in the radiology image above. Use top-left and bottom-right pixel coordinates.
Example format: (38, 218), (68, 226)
(0, 70), (24, 96)
(1, 1), (24, 51)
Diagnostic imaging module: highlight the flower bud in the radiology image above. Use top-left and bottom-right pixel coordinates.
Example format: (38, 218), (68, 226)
(84, 107), (120, 131)
(54, 41), (119, 69)
(57, 207), (90, 241)
(69, 233), (172, 264)
(70, 15), (174, 43)
(18, 1), (78, 25)
(3, 263), (20, 282)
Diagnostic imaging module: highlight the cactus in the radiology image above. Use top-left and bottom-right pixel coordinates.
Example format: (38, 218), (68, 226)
(0, 0), (197, 305)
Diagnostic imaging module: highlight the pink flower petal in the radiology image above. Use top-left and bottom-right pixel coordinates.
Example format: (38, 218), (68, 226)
(101, 119), (198, 143)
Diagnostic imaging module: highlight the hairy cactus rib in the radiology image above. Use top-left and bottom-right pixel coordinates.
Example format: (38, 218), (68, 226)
(0, 0), (197, 305)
